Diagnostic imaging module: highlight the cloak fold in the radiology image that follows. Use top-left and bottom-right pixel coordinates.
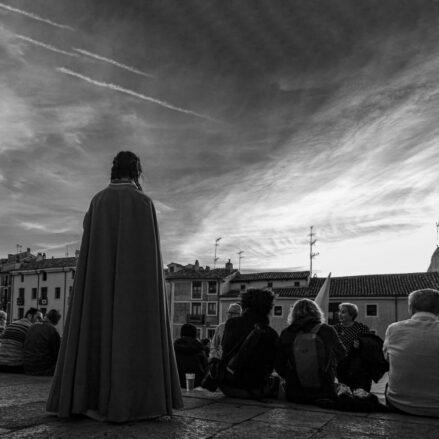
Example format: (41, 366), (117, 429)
(46, 183), (183, 422)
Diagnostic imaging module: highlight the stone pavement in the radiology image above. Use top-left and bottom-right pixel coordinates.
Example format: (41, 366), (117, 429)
(1, 374), (439, 438)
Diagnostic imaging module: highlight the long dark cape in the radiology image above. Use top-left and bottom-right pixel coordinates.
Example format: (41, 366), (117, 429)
(46, 183), (182, 422)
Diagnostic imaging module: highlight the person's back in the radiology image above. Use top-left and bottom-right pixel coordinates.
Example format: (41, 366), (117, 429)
(384, 289), (439, 417)
(0, 308), (43, 372)
(220, 289), (279, 398)
(275, 299), (346, 404)
(174, 324), (207, 388)
(23, 310), (61, 376)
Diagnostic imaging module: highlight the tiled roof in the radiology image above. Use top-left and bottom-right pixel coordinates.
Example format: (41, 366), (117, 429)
(221, 272), (439, 298)
(166, 268), (238, 280)
(14, 257), (77, 271)
(231, 271), (310, 282)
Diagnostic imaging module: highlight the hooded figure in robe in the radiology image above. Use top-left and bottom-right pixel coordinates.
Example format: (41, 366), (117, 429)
(46, 151), (183, 422)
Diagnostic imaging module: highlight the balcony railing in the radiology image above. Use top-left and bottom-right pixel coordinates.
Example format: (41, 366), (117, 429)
(186, 314), (205, 324)
(16, 297), (24, 306)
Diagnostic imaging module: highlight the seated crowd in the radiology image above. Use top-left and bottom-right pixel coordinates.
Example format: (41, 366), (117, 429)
(174, 288), (439, 418)
(0, 308), (61, 376)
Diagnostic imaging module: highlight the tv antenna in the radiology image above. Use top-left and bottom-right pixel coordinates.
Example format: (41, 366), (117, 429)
(309, 226), (319, 277)
(213, 237), (222, 269)
(237, 250), (244, 271)
(436, 222), (439, 248)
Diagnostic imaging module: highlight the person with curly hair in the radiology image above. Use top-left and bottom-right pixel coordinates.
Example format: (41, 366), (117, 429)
(219, 288), (279, 399)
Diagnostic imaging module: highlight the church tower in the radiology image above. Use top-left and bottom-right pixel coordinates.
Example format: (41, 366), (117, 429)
(427, 247), (439, 272)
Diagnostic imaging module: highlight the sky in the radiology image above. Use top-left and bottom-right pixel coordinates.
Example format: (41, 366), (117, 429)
(1, 0), (439, 276)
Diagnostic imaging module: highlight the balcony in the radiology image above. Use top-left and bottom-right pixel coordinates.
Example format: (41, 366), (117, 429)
(186, 314), (205, 324)
(16, 297), (24, 306)
(39, 298), (48, 306)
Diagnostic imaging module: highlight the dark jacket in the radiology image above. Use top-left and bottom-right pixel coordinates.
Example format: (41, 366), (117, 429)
(220, 310), (278, 390)
(349, 333), (389, 383)
(174, 336), (208, 388)
(275, 316), (347, 403)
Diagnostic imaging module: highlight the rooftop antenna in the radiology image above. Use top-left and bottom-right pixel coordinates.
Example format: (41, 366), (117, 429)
(213, 237), (222, 269)
(237, 250), (244, 271)
(436, 222), (439, 248)
(65, 245), (69, 257)
(309, 226), (319, 278)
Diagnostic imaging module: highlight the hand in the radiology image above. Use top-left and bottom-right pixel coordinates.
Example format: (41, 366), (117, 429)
(353, 340), (360, 349)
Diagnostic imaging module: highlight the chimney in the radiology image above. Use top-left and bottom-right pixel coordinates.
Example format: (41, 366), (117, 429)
(36, 253), (43, 262)
(205, 265), (210, 272)
(27, 248), (30, 253)
(225, 259), (233, 273)
(194, 260), (200, 272)
(42, 253), (46, 260)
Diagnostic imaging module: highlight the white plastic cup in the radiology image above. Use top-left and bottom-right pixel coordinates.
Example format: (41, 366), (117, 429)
(185, 373), (196, 391)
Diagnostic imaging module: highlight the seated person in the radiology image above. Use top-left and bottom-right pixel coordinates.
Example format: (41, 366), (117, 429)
(275, 298), (346, 405)
(219, 288), (279, 399)
(384, 288), (439, 417)
(174, 323), (207, 388)
(0, 310), (7, 336)
(334, 302), (371, 391)
(23, 309), (62, 376)
(0, 308), (43, 373)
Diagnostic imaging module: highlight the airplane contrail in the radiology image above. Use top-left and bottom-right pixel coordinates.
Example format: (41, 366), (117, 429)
(16, 35), (78, 57)
(0, 3), (75, 31)
(57, 67), (222, 124)
(74, 48), (154, 78)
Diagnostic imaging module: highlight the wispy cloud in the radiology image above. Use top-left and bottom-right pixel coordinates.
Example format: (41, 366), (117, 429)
(74, 48), (154, 78)
(20, 222), (72, 234)
(0, 2), (74, 31)
(15, 34), (78, 57)
(57, 67), (223, 124)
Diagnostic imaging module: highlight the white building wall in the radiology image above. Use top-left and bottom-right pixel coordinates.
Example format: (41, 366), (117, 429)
(11, 268), (75, 335)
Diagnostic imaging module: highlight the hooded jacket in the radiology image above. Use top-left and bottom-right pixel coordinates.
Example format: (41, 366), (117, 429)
(174, 336), (208, 388)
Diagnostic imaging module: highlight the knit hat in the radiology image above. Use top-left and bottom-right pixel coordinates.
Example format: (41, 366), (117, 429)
(227, 303), (242, 314)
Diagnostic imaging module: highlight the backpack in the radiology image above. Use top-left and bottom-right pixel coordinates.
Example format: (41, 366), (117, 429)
(292, 323), (328, 389)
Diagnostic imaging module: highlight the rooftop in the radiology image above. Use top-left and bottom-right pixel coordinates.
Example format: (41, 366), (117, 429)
(166, 267), (238, 280)
(13, 257), (78, 272)
(1, 374), (438, 438)
(231, 271), (310, 282)
(221, 272), (439, 298)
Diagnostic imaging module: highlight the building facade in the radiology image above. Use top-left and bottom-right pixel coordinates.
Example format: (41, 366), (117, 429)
(10, 255), (77, 334)
(166, 260), (238, 340)
(221, 272), (439, 338)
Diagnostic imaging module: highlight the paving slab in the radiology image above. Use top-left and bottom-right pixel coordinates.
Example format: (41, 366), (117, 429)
(323, 414), (439, 439)
(211, 419), (315, 439)
(0, 416), (231, 439)
(175, 397), (216, 411)
(180, 402), (269, 423)
(253, 407), (335, 429)
(0, 401), (54, 430)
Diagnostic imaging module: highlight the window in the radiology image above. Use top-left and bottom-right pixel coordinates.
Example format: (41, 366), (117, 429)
(207, 302), (217, 316)
(191, 281), (202, 299)
(18, 308), (24, 319)
(32, 288), (37, 300)
(208, 281), (217, 294)
(273, 305), (283, 317)
(191, 302), (202, 315)
(71, 270), (75, 279)
(294, 281), (300, 287)
(366, 304), (378, 317)
(42, 272), (47, 281)
(328, 302), (342, 325)
(20, 274), (24, 282)
(41, 287), (48, 300)
(240, 284), (246, 290)
(207, 328), (216, 339)
(196, 328), (202, 339)
(267, 282), (273, 288)
(55, 287), (61, 299)
(18, 288), (25, 299)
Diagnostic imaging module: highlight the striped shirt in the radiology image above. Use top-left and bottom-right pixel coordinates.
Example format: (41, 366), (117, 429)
(0, 318), (32, 366)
